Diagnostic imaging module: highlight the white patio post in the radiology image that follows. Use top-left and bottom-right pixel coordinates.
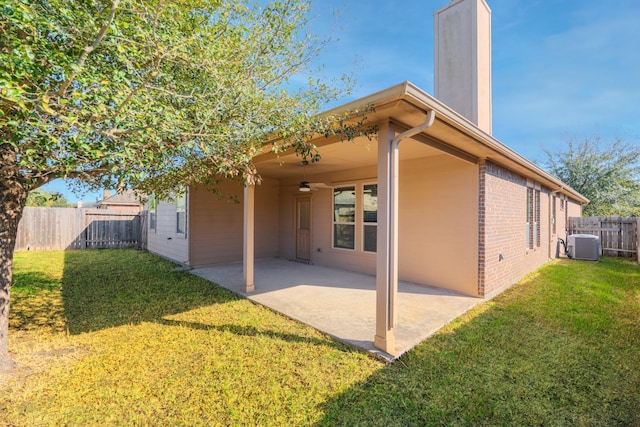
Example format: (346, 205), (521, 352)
(374, 122), (396, 354)
(243, 184), (255, 293)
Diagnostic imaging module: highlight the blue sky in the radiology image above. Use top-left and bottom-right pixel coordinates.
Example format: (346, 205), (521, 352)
(44, 0), (640, 203)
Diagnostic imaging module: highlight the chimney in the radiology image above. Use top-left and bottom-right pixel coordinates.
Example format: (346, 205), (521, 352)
(103, 189), (111, 200)
(434, 0), (492, 134)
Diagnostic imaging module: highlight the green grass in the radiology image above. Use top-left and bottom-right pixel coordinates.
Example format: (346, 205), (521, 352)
(4, 250), (380, 426)
(319, 258), (640, 426)
(3, 251), (639, 426)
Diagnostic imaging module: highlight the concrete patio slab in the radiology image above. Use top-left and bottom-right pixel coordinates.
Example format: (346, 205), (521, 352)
(191, 258), (483, 360)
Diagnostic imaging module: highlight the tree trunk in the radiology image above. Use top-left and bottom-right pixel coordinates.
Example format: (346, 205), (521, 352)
(0, 144), (29, 373)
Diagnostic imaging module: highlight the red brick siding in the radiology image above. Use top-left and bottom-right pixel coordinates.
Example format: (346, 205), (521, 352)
(481, 161), (552, 296)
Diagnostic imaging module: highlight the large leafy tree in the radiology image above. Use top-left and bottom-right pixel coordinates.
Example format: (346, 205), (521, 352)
(542, 137), (640, 216)
(0, 0), (367, 371)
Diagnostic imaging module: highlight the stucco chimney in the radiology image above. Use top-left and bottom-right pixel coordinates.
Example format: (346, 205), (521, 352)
(103, 189), (110, 200)
(434, 0), (492, 134)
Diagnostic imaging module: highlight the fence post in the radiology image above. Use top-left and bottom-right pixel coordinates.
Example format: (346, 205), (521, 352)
(637, 217), (640, 264)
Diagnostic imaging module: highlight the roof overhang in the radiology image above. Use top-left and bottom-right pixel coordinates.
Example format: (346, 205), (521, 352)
(254, 81), (588, 204)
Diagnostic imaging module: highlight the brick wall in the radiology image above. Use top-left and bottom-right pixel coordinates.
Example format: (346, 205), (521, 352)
(480, 161), (553, 297)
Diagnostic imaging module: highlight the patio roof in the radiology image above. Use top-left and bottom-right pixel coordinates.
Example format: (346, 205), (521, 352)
(252, 81), (588, 204)
(191, 258), (482, 360)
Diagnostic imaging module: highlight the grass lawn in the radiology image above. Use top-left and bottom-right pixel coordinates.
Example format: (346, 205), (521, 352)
(2, 250), (639, 426)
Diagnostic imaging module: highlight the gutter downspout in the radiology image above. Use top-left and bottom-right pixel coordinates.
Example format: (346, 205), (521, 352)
(378, 109), (436, 353)
(549, 187), (563, 259)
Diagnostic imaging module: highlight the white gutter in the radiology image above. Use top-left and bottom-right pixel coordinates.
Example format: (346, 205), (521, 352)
(400, 83), (588, 204)
(312, 81), (588, 204)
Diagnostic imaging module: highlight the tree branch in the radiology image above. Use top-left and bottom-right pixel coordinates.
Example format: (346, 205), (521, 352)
(57, 0), (120, 97)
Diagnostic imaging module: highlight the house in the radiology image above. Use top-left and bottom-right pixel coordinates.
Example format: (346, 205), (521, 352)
(95, 189), (143, 212)
(147, 0), (587, 355)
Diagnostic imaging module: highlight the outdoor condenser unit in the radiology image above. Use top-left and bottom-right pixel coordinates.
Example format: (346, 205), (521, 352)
(567, 234), (600, 261)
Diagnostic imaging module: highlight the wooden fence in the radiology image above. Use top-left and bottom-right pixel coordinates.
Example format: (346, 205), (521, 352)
(568, 216), (639, 261)
(15, 207), (147, 252)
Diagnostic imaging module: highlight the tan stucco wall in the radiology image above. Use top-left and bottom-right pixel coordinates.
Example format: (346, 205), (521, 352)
(189, 179), (280, 267)
(398, 155), (479, 294)
(277, 154), (479, 295)
(278, 164), (379, 274)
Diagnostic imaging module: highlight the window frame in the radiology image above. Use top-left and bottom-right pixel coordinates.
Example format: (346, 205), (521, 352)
(526, 187), (533, 249)
(332, 185), (356, 251)
(149, 194), (157, 231)
(526, 185), (541, 249)
(552, 196), (557, 235)
(534, 189), (540, 247)
(175, 190), (187, 236)
(362, 183), (378, 253)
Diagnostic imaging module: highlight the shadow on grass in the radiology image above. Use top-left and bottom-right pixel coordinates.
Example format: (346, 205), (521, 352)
(61, 249), (241, 334)
(10, 269), (65, 332)
(11, 271), (60, 294)
(156, 318), (343, 348)
(314, 258), (640, 426)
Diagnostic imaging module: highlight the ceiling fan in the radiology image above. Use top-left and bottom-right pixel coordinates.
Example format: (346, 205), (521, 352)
(297, 158), (330, 192)
(298, 181), (332, 192)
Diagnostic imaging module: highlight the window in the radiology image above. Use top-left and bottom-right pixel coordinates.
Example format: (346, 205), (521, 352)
(534, 189), (540, 246)
(149, 194), (156, 231)
(176, 191), (187, 235)
(552, 196), (556, 235)
(526, 188), (533, 248)
(333, 186), (355, 249)
(363, 184), (377, 252)
(526, 186), (540, 249)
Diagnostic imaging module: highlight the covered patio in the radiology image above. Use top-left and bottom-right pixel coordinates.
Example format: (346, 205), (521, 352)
(191, 258), (482, 360)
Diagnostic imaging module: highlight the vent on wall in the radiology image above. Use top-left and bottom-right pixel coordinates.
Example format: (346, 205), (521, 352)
(567, 234), (600, 261)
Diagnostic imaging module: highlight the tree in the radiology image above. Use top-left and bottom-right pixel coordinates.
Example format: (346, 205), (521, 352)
(542, 137), (640, 216)
(25, 189), (71, 207)
(0, 0), (369, 371)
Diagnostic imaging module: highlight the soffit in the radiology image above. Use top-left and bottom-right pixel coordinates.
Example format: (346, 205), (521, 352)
(255, 133), (444, 179)
(253, 81), (587, 203)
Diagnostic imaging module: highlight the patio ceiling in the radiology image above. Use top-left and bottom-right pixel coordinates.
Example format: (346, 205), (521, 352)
(252, 94), (485, 182)
(253, 96), (452, 180)
(255, 135), (445, 180)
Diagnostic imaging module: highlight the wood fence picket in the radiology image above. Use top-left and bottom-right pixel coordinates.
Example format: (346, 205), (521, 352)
(568, 216), (638, 261)
(15, 207), (147, 251)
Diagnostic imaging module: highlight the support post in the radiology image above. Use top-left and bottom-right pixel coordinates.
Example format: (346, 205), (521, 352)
(374, 122), (396, 354)
(243, 184), (255, 293)
(374, 112), (435, 356)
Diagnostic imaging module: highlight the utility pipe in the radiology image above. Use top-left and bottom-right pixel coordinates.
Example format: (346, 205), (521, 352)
(549, 186), (564, 258)
(383, 109), (436, 334)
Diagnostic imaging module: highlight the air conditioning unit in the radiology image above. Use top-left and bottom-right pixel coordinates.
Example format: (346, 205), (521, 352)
(567, 234), (600, 261)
